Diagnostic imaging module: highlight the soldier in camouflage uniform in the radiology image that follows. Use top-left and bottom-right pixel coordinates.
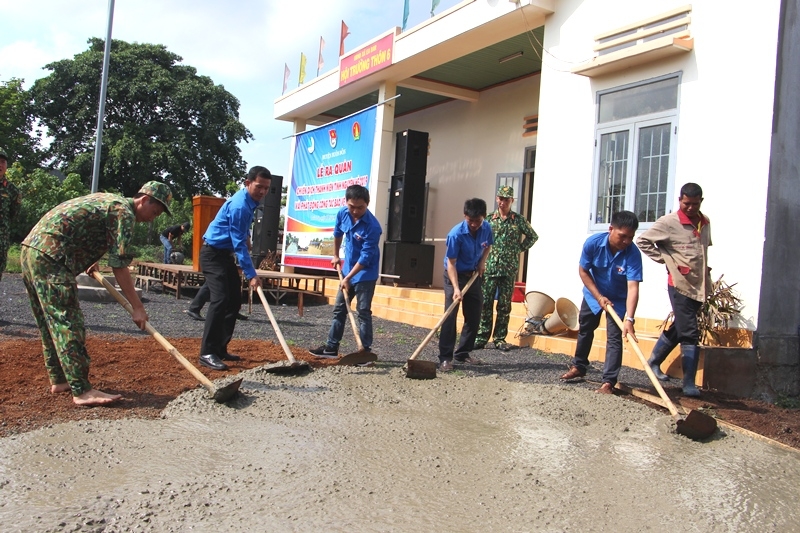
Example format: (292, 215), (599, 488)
(20, 181), (172, 406)
(476, 185), (538, 351)
(0, 149), (21, 284)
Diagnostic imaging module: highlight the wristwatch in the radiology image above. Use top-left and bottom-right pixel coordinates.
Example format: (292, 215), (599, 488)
(625, 316), (635, 324)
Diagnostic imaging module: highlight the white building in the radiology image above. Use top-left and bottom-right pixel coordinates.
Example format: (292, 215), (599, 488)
(275, 0), (799, 398)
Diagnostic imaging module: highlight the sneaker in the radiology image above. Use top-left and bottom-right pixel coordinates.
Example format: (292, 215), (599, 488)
(494, 341), (512, 352)
(309, 345), (338, 359)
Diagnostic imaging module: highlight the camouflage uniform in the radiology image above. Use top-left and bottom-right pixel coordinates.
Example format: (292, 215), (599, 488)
(20, 193), (137, 396)
(477, 186), (538, 347)
(0, 176), (21, 282)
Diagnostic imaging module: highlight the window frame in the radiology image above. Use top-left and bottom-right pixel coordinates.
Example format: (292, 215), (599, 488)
(588, 73), (681, 231)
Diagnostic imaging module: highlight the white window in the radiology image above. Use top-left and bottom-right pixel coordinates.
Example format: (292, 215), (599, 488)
(590, 74), (680, 229)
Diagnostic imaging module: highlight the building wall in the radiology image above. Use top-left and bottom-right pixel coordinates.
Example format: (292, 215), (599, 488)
(393, 74), (541, 284)
(529, 0), (782, 328)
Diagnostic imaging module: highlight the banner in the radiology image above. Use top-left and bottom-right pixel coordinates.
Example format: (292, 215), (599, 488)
(283, 106), (377, 270)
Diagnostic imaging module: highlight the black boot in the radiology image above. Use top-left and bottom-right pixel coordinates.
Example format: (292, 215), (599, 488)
(647, 334), (675, 381)
(681, 344), (701, 397)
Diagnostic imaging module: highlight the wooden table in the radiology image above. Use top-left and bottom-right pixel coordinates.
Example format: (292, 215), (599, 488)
(248, 269), (327, 316)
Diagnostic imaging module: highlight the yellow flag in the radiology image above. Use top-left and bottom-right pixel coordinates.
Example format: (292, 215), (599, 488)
(299, 53), (307, 85)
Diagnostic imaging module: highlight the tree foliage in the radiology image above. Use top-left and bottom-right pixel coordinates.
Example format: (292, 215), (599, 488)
(30, 38), (252, 199)
(0, 78), (41, 170)
(6, 164), (89, 241)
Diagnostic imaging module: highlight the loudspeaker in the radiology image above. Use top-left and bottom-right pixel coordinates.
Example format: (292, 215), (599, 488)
(394, 130), (428, 176)
(388, 173), (425, 243)
(263, 174), (283, 208)
(382, 242), (435, 286)
(251, 175), (283, 264)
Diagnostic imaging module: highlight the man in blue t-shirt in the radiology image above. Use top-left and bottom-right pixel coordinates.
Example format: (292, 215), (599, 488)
(310, 185), (382, 360)
(560, 211), (643, 393)
(197, 166), (270, 371)
(438, 198), (494, 372)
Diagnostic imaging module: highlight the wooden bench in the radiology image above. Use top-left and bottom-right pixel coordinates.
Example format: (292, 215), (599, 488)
(247, 269), (327, 317)
(135, 275), (162, 292)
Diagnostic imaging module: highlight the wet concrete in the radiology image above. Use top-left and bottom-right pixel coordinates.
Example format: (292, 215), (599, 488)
(1, 366), (799, 532)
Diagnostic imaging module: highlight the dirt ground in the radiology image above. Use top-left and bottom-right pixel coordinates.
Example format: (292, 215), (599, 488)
(2, 335), (800, 449)
(0, 336), (336, 436)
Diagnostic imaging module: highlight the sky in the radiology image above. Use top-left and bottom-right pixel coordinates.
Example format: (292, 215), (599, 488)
(0, 0), (461, 180)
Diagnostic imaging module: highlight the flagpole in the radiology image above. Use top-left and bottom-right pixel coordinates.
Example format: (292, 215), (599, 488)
(91, 0), (115, 193)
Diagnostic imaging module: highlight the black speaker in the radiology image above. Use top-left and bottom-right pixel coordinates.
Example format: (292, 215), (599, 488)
(394, 130), (428, 176)
(251, 175), (283, 264)
(388, 174), (425, 243)
(382, 242), (435, 286)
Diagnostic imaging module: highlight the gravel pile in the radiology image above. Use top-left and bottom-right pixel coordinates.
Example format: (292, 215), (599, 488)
(0, 272), (652, 390)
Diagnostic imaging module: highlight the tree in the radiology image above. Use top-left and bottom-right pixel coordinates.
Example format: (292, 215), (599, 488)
(6, 164), (89, 241)
(30, 38), (252, 199)
(0, 78), (41, 170)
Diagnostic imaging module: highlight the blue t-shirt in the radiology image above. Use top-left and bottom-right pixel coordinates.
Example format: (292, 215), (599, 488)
(334, 206), (382, 283)
(203, 188), (259, 279)
(443, 220), (494, 272)
(579, 232), (643, 315)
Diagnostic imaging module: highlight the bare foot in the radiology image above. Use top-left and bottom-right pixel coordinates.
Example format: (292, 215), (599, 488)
(72, 389), (123, 406)
(50, 383), (71, 394)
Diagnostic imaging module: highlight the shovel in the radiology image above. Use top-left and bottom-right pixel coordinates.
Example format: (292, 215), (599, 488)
(335, 266), (378, 366)
(257, 286), (311, 375)
(406, 271), (480, 379)
(91, 271), (241, 403)
(604, 305), (717, 440)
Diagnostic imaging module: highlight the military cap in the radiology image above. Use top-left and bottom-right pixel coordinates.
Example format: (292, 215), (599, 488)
(137, 181), (173, 215)
(0, 149), (8, 161)
(496, 185), (514, 198)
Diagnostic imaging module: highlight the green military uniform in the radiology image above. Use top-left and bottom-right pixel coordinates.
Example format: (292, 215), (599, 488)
(477, 186), (538, 349)
(21, 193), (137, 396)
(20, 181), (171, 397)
(0, 151), (21, 282)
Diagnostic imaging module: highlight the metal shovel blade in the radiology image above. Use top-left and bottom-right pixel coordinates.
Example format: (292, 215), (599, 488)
(336, 349), (378, 366)
(405, 359), (437, 380)
(212, 378), (243, 403)
(676, 409), (718, 440)
(263, 360), (311, 375)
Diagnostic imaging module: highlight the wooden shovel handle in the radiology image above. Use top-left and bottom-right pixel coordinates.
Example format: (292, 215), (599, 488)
(337, 265), (365, 351)
(256, 286), (297, 364)
(90, 271), (216, 392)
(409, 271), (480, 361)
(604, 304), (682, 419)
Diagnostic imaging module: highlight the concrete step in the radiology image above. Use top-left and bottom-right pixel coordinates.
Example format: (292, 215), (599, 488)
(319, 282), (741, 387)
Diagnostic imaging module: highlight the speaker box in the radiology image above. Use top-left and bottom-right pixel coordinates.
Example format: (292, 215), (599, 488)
(382, 242), (435, 286)
(388, 173), (425, 243)
(394, 130), (428, 176)
(251, 175), (283, 264)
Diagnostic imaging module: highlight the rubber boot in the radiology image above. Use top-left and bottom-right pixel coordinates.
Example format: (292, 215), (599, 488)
(647, 334), (674, 381)
(681, 344), (701, 397)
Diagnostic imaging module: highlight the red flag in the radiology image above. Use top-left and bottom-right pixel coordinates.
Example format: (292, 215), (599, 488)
(339, 20), (350, 56)
(282, 63), (290, 95)
(317, 36), (325, 76)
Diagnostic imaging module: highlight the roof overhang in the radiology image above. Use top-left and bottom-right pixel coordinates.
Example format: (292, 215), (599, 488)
(274, 0), (554, 123)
